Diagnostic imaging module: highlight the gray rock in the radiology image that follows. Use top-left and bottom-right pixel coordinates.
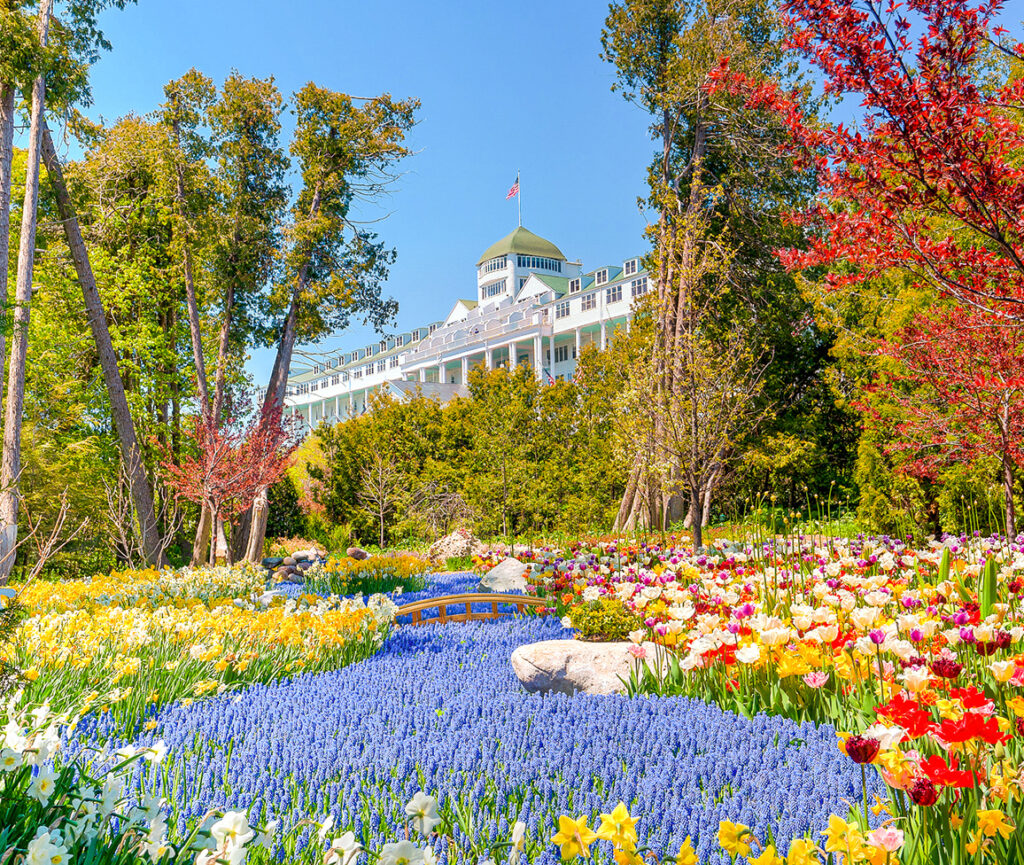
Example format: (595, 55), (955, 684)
(262, 557), (284, 568)
(347, 547), (370, 561)
(510, 639), (665, 696)
(274, 566), (295, 580)
(510, 640), (635, 696)
(292, 551), (310, 563)
(478, 558), (529, 593)
(282, 556), (297, 566)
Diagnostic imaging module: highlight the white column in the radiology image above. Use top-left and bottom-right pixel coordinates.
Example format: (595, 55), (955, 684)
(601, 322), (607, 350)
(438, 361), (445, 383)
(461, 355), (469, 383)
(419, 367), (426, 382)
(574, 327), (581, 359)
(507, 341), (516, 368)
(548, 333), (556, 378)
(486, 346), (494, 369)
(533, 334), (542, 378)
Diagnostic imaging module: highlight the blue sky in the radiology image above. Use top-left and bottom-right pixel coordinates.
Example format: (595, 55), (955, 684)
(84, 0), (656, 385)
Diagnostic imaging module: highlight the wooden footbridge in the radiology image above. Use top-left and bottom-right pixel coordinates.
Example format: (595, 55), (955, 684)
(397, 593), (547, 626)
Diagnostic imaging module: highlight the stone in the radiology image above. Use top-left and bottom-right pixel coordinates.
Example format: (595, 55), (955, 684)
(347, 547), (370, 560)
(510, 640), (637, 696)
(282, 556), (297, 566)
(274, 566), (295, 580)
(292, 550), (310, 563)
(262, 557), (284, 569)
(427, 529), (484, 563)
(296, 560), (313, 572)
(478, 558), (529, 593)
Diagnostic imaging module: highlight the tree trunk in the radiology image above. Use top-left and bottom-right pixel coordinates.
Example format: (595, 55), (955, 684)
(243, 486), (269, 562)
(173, 151), (209, 415)
(0, 0), (52, 581)
(41, 122), (167, 566)
(691, 480), (705, 551)
(191, 506), (212, 567)
(0, 81), (14, 397)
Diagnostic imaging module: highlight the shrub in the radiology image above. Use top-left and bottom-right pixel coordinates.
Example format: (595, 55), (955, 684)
(564, 598), (642, 641)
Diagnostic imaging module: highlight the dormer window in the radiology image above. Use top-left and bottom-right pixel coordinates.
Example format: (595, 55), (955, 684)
(569, 277), (581, 293)
(366, 344), (374, 356)
(396, 335), (404, 348)
(379, 339), (387, 352)
(624, 259), (638, 276)
(595, 269), (608, 286)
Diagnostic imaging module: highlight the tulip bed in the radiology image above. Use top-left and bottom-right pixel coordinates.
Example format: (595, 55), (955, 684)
(520, 534), (1024, 863)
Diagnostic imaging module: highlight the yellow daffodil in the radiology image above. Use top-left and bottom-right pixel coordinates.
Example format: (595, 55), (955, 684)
(821, 815), (866, 858)
(950, 814), (963, 831)
(551, 815), (598, 860)
(596, 802), (638, 848)
(675, 836), (697, 865)
(976, 809), (1015, 840)
(785, 838), (820, 865)
(748, 844), (783, 865)
(717, 821), (753, 857)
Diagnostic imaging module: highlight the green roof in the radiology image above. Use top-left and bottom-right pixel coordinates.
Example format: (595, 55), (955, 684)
(477, 226), (567, 266)
(532, 274), (569, 296)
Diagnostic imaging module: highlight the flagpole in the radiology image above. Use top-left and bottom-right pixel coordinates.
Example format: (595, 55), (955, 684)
(517, 169), (521, 227)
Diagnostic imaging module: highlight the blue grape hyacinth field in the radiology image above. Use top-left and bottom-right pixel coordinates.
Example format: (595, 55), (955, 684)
(73, 604), (879, 864)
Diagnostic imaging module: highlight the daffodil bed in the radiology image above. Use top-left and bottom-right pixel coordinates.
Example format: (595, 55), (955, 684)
(66, 616), (872, 865)
(5, 565), (397, 734)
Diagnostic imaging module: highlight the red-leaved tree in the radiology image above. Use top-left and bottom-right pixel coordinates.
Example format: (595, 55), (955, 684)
(161, 405), (300, 564)
(713, 0), (1024, 317)
(711, 0), (1024, 534)
(877, 307), (1024, 535)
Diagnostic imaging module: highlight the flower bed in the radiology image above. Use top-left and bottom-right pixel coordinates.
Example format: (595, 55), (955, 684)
(74, 617), (875, 864)
(5, 566), (397, 735)
(523, 535), (1024, 862)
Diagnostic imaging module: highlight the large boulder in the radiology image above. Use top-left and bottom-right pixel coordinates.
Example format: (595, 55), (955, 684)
(427, 529), (484, 564)
(510, 640), (664, 696)
(346, 547), (370, 561)
(478, 558), (529, 593)
(511, 640), (636, 696)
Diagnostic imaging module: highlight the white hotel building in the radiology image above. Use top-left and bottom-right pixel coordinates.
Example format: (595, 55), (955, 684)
(284, 226), (649, 429)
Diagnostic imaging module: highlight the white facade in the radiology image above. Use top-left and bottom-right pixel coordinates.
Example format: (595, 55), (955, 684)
(284, 226), (649, 430)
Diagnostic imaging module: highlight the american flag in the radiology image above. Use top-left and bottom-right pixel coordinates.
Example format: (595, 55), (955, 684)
(543, 368), (555, 386)
(572, 363), (585, 386)
(506, 175), (519, 200)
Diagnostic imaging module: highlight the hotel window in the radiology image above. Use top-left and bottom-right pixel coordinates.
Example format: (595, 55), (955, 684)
(595, 269), (608, 285)
(607, 284), (623, 304)
(481, 278), (506, 299)
(555, 300), (570, 319)
(481, 255), (507, 274)
(429, 323), (438, 334)
(396, 335), (404, 347)
(337, 355), (344, 367)
(519, 277), (527, 290)
(331, 375), (339, 386)
(365, 363), (374, 376)
(568, 277), (581, 293)
(516, 255), (562, 273)
(554, 345), (571, 363)
(377, 360), (385, 373)
(389, 356), (399, 369)
(624, 259), (638, 276)
(365, 345), (374, 356)
(631, 277), (649, 297)
(312, 364), (321, 375)
(353, 370), (362, 379)
(581, 292), (597, 312)
(342, 373), (349, 382)
(379, 340), (387, 352)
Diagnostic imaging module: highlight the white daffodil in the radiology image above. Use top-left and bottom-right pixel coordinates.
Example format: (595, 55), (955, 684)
(252, 819), (280, 851)
(211, 810), (254, 850)
(27, 765), (56, 804)
(26, 829), (68, 865)
(510, 821), (527, 865)
(326, 831), (363, 865)
(404, 791), (441, 835)
(0, 746), (22, 772)
(144, 740), (168, 765)
(380, 840), (425, 865)
(318, 814), (336, 844)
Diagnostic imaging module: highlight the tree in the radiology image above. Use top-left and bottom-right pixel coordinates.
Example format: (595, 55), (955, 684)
(248, 85), (417, 559)
(40, 122), (167, 566)
(358, 453), (403, 548)
(876, 308), (1024, 537)
(0, 0), (53, 580)
(602, 0), (811, 545)
(161, 405), (299, 564)
(714, 0), (1024, 319)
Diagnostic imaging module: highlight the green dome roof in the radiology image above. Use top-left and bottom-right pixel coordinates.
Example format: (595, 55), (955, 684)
(477, 227), (567, 266)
